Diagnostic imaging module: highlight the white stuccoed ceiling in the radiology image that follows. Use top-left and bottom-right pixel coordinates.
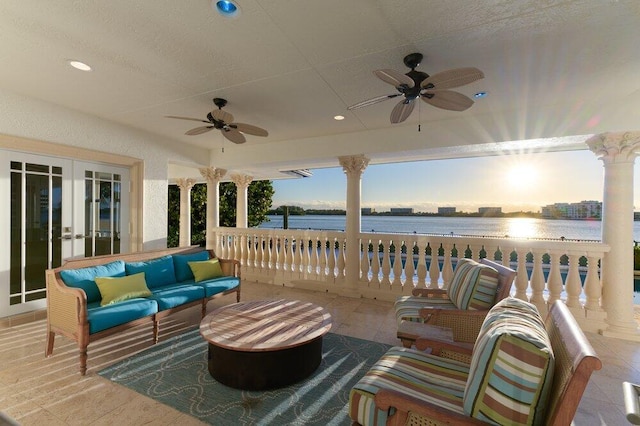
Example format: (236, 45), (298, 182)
(1, 1), (639, 179)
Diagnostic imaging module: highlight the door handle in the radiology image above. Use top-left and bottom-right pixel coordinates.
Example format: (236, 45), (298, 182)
(75, 234), (89, 239)
(58, 234), (73, 240)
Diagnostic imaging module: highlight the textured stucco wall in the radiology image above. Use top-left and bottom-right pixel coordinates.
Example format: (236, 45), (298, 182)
(0, 89), (210, 250)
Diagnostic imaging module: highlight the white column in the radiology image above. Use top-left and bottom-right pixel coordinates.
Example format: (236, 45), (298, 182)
(176, 178), (196, 247)
(339, 155), (370, 294)
(199, 167), (226, 249)
(231, 174), (253, 228)
(587, 131), (640, 340)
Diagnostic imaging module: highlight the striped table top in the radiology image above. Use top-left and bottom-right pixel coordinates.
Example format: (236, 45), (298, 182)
(200, 299), (333, 352)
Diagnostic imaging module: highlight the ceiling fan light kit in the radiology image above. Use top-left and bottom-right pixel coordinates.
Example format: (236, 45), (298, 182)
(348, 52), (484, 123)
(165, 97), (268, 144)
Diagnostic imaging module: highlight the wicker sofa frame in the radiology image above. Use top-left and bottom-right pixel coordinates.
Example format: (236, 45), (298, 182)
(45, 246), (240, 375)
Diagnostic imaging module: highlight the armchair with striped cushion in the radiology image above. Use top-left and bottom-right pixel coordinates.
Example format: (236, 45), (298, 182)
(349, 298), (602, 426)
(395, 258), (516, 347)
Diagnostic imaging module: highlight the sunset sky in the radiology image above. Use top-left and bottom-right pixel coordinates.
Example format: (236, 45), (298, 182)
(271, 150), (640, 213)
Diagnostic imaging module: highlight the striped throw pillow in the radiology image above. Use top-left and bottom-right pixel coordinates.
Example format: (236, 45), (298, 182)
(446, 258), (500, 310)
(463, 298), (554, 425)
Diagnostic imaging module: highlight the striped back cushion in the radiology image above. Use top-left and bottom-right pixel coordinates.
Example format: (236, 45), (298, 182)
(463, 298), (554, 426)
(446, 258), (500, 310)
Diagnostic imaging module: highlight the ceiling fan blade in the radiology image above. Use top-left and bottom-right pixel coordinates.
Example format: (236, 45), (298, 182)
(421, 67), (484, 90)
(231, 123), (269, 137)
(165, 115), (210, 123)
(222, 128), (246, 144)
(211, 109), (234, 124)
(421, 90), (474, 111)
(390, 100), (415, 123)
(374, 69), (415, 88)
(185, 126), (215, 136)
(347, 93), (401, 110)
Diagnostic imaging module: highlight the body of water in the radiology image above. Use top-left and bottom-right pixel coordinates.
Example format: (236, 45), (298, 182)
(258, 215), (640, 242)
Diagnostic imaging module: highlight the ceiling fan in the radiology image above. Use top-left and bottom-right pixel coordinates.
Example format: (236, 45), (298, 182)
(347, 53), (484, 124)
(165, 98), (268, 144)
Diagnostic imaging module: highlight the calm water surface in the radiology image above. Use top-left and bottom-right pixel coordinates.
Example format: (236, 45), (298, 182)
(259, 215), (640, 242)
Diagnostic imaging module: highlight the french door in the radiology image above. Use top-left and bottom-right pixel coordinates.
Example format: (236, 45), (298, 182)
(0, 151), (130, 317)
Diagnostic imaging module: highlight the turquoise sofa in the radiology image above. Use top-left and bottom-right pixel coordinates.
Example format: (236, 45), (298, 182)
(45, 246), (240, 375)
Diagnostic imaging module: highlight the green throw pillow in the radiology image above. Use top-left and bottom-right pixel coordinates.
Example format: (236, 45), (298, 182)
(95, 272), (152, 306)
(188, 258), (224, 282)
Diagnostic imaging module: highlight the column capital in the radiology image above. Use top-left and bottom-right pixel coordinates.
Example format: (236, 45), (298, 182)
(230, 173), (253, 189)
(176, 178), (196, 190)
(339, 154), (370, 176)
(586, 131), (640, 163)
(199, 167), (226, 184)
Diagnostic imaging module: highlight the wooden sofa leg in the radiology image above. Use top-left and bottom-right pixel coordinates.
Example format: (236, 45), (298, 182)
(79, 346), (88, 376)
(236, 289), (241, 303)
(153, 320), (159, 344)
(45, 330), (55, 357)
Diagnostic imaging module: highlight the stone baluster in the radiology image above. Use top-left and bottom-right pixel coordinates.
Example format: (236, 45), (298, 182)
(228, 233), (236, 261)
(302, 237), (310, 275)
(404, 241), (415, 288)
(428, 244), (440, 289)
(272, 236), (280, 270)
(529, 250), (546, 313)
(468, 243), (482, 260)
(310, 237), (319, 277)
(546, 252), (563, 305)
(442, 243), (454, 287)
(360, 238), (370, 283)
(337, 238), (346, 279)
(565, 253), (582, 308)
(514, 248), (529, 301)
(584, 254), (603, 311)
(370, 240), (381, 287)
(381, 240), (392, 286)
(415, 244), (427, 288)
(256, 234), (264, 270)
(321, 237), (330, 278)
(327, 237), (337, 278)
(392, 239), (403, 289)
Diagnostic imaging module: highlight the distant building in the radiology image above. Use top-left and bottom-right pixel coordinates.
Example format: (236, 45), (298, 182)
(390, 207), (413, 214)
(541, 201), (601, 219)
(438, 207), (456, 215)
(478, 207), (502, 216)
(361, 207), (374, 215)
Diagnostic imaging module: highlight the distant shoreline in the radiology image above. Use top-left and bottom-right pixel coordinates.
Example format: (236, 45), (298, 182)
(267, 210), (604, 221)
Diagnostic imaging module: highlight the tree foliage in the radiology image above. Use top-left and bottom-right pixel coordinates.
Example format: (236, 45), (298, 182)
(167, 180), (275, 247)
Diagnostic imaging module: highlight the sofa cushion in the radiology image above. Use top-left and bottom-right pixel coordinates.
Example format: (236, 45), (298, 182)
(87, 298), (158, 334)
(349, 346), (468, 425)
(194, 276), (240, 297)
(446, 258), (499, 310)
(189, 258), (224, 282)
(59, 260), (125, 304)
(125, 255), (177, 288)
(173, 251), (209, 282)
(394, 296), (457, 324)
(463, 298), (554, 426)
(95, 272), (152, 306)
(148, 283), (206, 311)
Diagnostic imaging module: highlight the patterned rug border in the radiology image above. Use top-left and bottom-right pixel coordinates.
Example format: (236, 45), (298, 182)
(98, 329), (391, 425)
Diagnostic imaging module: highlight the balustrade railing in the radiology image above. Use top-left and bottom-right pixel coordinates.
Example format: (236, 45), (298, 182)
(212, 227), (610, 323)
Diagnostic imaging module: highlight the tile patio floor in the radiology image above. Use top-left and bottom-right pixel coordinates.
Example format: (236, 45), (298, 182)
(0, 280), (638, 425)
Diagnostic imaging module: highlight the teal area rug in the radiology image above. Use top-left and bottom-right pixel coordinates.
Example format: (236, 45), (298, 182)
(98, 330), (391, 425)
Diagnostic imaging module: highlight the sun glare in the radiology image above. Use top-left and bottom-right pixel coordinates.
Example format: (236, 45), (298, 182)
(506, 164), (538, 188)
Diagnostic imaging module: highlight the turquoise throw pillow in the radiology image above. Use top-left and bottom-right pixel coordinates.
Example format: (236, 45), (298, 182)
(173, 251), (210, 282)
(59, 260), (126, 304)
(125, 255), (176, 288)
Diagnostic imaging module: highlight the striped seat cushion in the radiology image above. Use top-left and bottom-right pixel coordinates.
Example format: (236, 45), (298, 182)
(349, 346), (469, 425)
(446, 258), (500, 310)
(394, 295), (457, 324)
(463, 298), (554, 425)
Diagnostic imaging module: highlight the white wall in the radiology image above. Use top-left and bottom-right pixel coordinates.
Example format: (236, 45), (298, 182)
(0, 88), (210, 249)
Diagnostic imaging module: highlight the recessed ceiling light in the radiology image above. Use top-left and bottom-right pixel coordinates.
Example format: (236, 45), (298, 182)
(334, 115), (345, 121)
(213, 0), (241, 18)
(68, 60), (92, 71)
(474, 91), (487, 98)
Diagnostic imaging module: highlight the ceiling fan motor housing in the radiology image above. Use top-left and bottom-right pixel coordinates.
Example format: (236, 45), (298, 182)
(403, 70), (429, 100)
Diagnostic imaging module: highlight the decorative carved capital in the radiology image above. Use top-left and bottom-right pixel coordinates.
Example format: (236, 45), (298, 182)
(587, 131), (640, 163)
(176, 178), (196, 191)
(230, 173), (253, 189)
(339, 154), (369, 176)
(199, 167), (227, 183)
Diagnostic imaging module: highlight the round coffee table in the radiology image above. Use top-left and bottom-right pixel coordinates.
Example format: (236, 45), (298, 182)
(199, 299), (332, 390)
